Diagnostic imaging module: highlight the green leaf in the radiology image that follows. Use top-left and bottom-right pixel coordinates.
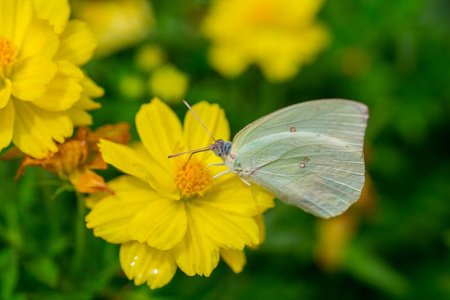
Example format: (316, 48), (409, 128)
(344, 244), (410, 297)
(25, 256), (60, 288)
(0, 248), (19, 300)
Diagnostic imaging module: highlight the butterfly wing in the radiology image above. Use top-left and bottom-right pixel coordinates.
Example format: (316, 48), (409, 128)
(229, 99), (368, 218)
(235, 131), (365, 218)
(231, 99), (368, 156)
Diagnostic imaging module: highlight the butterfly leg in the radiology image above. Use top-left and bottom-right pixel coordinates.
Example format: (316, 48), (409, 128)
(240, 177), (251, 186)
(206, 163), (225, 169)
(213, 170), (231, 179)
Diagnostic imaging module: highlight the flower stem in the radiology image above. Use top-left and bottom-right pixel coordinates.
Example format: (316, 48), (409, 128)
(73, 191), (86, 274)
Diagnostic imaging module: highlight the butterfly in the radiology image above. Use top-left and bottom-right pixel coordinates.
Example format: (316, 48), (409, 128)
(171, 99), (369, 218)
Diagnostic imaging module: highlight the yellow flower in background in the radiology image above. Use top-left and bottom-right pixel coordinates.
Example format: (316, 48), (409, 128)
(71, 0), (155, 57)
(148, 65), (189, 105)
(86, 98), (274, 289)
(135, 44), (166, 72)
(202, 0), (330, 82)
(0, 0), (102, 159)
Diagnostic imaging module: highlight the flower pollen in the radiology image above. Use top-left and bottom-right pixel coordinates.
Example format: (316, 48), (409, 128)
(0, 37), (16, 66)
(175, 157), (212, 197)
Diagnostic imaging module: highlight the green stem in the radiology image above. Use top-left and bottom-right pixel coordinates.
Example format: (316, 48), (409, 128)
(72, 191), (86, 274)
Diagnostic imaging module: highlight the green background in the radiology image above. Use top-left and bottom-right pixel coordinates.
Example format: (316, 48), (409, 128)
(1, 0), (449, 299)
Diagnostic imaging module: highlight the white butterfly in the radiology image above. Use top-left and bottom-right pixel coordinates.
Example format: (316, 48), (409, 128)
(174, 99), (369, 218)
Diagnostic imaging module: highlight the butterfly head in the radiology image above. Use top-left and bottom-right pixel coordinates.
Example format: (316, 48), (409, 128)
(210, 139), (232, 158)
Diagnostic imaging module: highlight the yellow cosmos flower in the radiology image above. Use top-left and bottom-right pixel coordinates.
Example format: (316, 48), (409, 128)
(72, 0), (155, 57)
(202, 0), (330, 82)
(86, 98), (274, 289)
(0, 0), (102, 159)
(148, 65), (189, 105)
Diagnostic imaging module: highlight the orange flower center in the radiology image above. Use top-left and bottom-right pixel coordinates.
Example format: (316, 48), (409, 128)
(250, 1), (276, 25)
(0, 37), (16, 66)
(174, 157), (212, 197)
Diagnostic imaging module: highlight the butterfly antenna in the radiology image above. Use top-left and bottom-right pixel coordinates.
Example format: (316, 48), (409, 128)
(168, 146), (210, 158)
(183, 100), (216, 142)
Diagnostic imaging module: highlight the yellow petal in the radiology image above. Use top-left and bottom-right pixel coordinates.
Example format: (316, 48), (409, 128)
(12, 100), (72, 158)
(183, 101), (230, 161)
(99, 139), (177, 199)
(197, 176), (275, 217)
(11, 57), (57, 101)
(54, 20), (97, 66)
(120, 241), (177, 289)
(207, 45), (249, 78)
(80, 75), (104, 98)
(73, 94), (101, 110)
(0, 0), (33, 49)
(0, 101), (14, 152)
(188, 201), (259, 250)
(86, 175), (158, 244)
(19, 19), (59, 61)
(0, 79), (12, 109)
(129, 199), (187, 251)
(32, 0), (70, 34)
(136, 98), (182, 171)
(67, 107), (92, 126)
(220, 248), (246, 273)
(31, 61), (84, 111)
(174, 214), (220, 277)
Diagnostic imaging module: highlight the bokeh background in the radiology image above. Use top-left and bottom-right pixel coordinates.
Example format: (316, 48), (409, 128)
(1, 0), (450, 299)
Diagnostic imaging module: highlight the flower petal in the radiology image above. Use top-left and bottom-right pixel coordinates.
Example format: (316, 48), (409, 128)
(0, 0), (33, 49)
(136, 97), (182, 171)
(0, 79), (12, 109)
(19, 19), (59, 61)
(12, 100), (72, 158)
(129, 199), (187, 251)
(67, 107), (93, 126)
(80, 75), (104, 98)
(73, 94), (101, 110)
(174, 214), (220, 277)
(69, 169), (113, 194)
(183, 101), (230, 161)
(32, 0), (70, 34)
(31, 61), (84, 111)
(54, 20), (97, 66)
(11, 58), (57, 101)
(220, 248), (246, 273)
(188, 201), (259, 250)
(0, 101), (14, 152)
(99, 139), (178, 200)
(120, 241), (177, 289)
(86, 175), (158, 244)
(197, 176), (275, 217)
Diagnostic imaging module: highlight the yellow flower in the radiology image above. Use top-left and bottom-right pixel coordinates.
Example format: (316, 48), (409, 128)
(202, 0), (330, 82)
(0, 0), (102, 159)
(148, 65), (189, 105)
(86, 98), (274, 289)
(72, 0), (155, 57)
(134, 44), (166, 72)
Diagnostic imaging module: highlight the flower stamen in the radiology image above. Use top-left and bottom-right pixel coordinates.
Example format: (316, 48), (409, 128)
(0, 37), (16, 66)
(174, 157), (212, 197)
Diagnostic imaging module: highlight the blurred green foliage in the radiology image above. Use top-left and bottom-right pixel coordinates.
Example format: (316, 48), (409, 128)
(1, 0), (450, 299)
